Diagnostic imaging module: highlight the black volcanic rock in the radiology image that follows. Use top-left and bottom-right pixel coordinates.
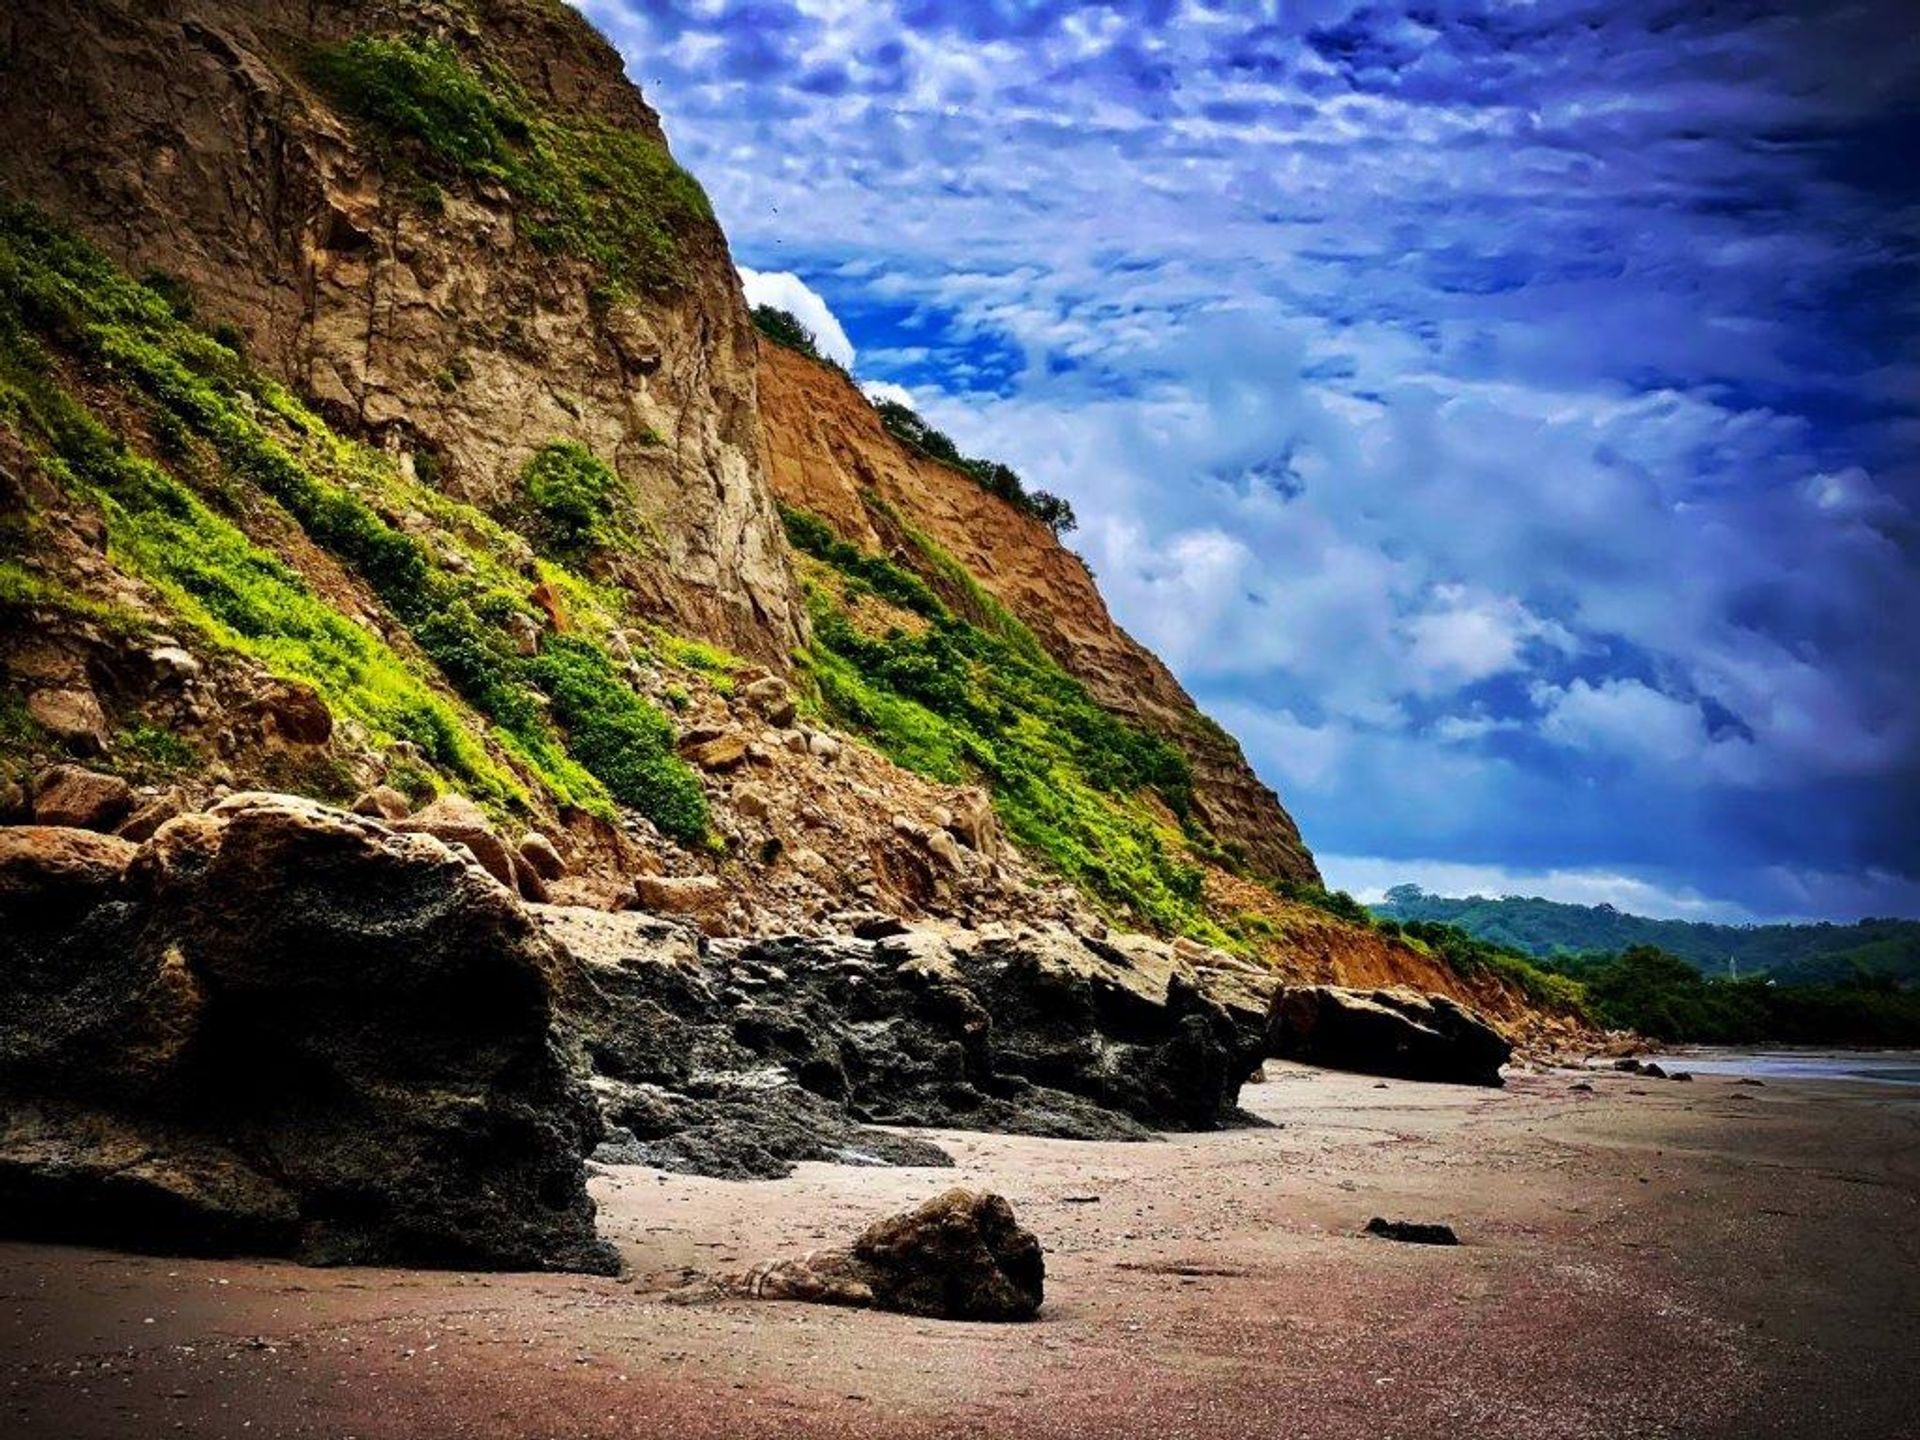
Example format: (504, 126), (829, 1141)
(1267, 984), (1511, 1087)
(0, 795), (616, 1273)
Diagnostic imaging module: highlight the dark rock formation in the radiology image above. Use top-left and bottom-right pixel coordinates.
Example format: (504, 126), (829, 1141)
(0, 795), (615, 1273)
(1365, 1217), (1460, 1246)
(729, 1188), (1044, 1321)
(542, 911), (1262, 1179)
(1267, 985), (1511, 1087)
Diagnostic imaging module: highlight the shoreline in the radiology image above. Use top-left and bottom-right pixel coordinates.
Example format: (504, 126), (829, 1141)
(4, 1064), (1916, 1439)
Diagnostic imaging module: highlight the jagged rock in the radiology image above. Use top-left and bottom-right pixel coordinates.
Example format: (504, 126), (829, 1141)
(0, 795), (614, 1272)
(729, 1189), (1043, 1321)
(351, 785), (412, 821)
(26, 688), (108, 753)
(116, 788), (186, 843)
(145, 645), (201, 683)
(31, 764), (134, 831)
(731, 783), (773, 820)
(518, 831), (567, 881)
(1266, 985), (1511, 1087)
(682, 732), (749, 771)
(924, 827), (967, 875)
(806, 731), (842, 763)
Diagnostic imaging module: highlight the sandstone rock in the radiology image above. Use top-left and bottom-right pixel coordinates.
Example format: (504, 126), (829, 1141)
(946, 789), (998, 859)
(681, 732), (749, 771)
(0, 795), (614, 1271)
(1266, 985), (1511, 1087)
(806, 731), (841, 763)
(730, 1189), (1043, 1321)
(254, 680), (332, 744)
(145, 644), (202, 683)
(741, 676), (796, 727)
(116, 787), (186, 843)
(518, 832), (567, 880)
(924, 827), (967, 875)
(27, 687), (108, 753)
(631, 873), (727, 917)
(731, 784), (773, 821)
(393, 793), (521, 894)
(351, 785), (412, 821)
(31, 764), (134, 831)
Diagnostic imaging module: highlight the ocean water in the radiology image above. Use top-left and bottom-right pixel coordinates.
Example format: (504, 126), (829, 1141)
(1646, 1049), (1920, 1087)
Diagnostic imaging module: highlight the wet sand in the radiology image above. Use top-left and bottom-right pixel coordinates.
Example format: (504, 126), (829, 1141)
(4, 1064), (1916, 1439)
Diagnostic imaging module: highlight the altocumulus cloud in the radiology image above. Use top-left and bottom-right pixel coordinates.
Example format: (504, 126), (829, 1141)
(576, 0), (1920, 922)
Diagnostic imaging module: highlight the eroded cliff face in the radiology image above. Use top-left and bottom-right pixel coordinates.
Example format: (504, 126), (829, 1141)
(756, 341), (1318, 886)
(0, 0), (800, 660)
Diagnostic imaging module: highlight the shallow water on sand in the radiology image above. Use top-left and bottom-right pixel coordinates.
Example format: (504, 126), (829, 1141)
(1649, 1047), (1920, 1087)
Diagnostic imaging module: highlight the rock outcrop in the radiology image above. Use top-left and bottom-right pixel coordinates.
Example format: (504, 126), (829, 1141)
(544, 909), (1266, 1179)
(0, 796), (615, 1272)
(0, 0), (800, 663)
(1266, 985), (1511, 1087)
(728, 1188), (1044, 1321)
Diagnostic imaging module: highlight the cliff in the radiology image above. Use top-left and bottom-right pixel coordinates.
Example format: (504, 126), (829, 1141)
(0, 0), (1588, 1047)
(0, 0), (800, 660)
(757, 340), (1318, 887)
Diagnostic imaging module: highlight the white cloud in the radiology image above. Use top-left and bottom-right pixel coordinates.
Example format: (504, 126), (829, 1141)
(736, 266), (856, 369)
(860, 379), (916, 410)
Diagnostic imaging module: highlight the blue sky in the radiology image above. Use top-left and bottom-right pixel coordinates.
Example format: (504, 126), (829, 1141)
(577, 0), (1919, 922)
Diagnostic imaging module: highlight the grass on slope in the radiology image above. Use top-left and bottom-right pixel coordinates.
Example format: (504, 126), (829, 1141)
(0, 200), (708, 839)
(304, 33), (713, 299)
(782, 504), (1227, 940)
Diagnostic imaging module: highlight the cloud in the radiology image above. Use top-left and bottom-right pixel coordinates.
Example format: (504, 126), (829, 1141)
(736, 265), (856, 368)
(579, 0), (1920, 921)
(860, 379), (916, 409)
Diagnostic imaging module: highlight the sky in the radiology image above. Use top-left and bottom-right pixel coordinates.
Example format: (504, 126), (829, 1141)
(576, 0), (1919, 923)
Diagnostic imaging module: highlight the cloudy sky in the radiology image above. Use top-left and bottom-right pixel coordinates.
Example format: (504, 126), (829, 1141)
(577, 0), (1919, 923)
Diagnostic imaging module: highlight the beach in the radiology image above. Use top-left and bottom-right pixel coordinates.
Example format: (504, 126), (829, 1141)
(4, 1062), (1915, 1440)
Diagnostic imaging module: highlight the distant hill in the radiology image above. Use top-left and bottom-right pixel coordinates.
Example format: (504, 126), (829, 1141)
(1370, 887), (1920, 987)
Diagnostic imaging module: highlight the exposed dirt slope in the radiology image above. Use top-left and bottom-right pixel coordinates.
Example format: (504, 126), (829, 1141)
(757, 341), (1316, 885)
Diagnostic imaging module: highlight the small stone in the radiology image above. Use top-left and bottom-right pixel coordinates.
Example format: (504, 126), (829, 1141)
(806, 731), (841, 763)
(631, 873), (726, 917)
(117, 788), (187, 843)
(740, 677), (796, 728)
(681, 733), (749, 771)
(924, 829), (966, 875)
(146, 646), (202, 684)
(27, 687), (109, 754)
(732, 785), (773, 821)
(255, 681), (332, 745)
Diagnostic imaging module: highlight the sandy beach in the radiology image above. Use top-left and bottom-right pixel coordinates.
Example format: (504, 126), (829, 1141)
(4, 1063), (1915, 1440)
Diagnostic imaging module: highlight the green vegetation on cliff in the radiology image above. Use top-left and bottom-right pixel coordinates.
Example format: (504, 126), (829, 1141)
(0, 201), (708, 840)
(782, 503), (1218, 938)
(305, 33), (713, 297)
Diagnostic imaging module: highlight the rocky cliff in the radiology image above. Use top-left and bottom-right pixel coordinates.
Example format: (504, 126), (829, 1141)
(0, 0), (1585, 1094)
(757, 340), (1317, 886)
(0, 0), (800, 660)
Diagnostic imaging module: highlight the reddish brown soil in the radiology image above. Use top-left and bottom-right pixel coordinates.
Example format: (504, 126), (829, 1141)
(5, 1067), (1915, 1439)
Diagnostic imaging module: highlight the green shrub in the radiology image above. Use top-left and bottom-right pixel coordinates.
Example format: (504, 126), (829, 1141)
(751, 304), (823, 361)
(521, 440), (617, 553)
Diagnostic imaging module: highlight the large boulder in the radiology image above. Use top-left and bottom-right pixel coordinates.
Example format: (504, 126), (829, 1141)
(30, 764), (133, 831)
(0, 794), (616, 1272)
(1266, 985), (1511, 1087)
(729, 1188), (1044, 1321)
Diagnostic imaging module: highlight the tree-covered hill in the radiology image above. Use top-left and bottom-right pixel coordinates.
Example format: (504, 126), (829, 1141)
(1370, 887), (1920, 987)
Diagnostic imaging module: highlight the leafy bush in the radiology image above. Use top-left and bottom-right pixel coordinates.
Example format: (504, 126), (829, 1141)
(521, 440), (617, 554)
(306, 34), (712, 297)
(751, 304), (823, 361)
